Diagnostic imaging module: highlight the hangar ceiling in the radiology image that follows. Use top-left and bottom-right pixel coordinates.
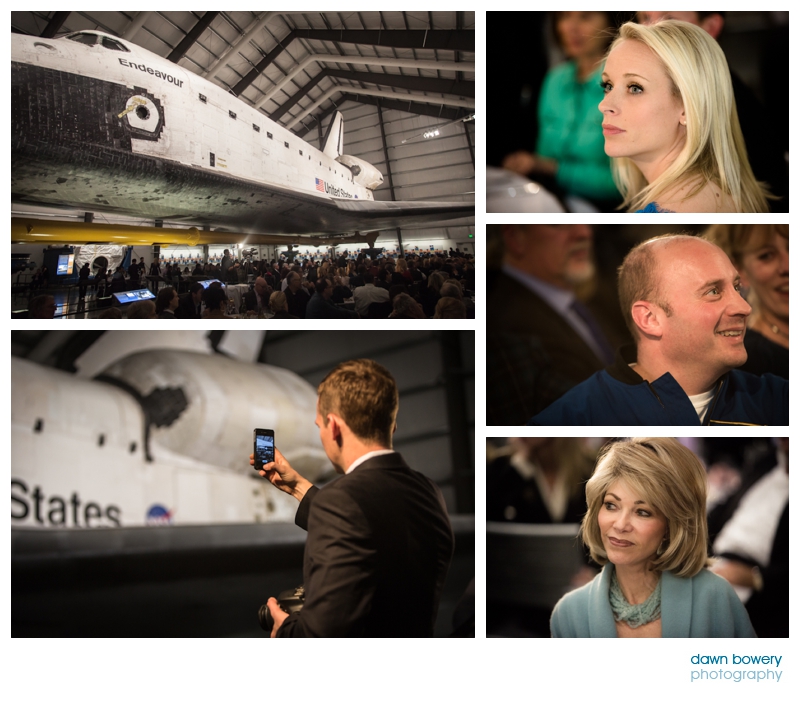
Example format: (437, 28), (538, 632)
(11, 11), (475, 242)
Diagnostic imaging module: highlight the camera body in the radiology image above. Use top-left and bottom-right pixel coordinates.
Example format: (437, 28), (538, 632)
(258, 585), (305, 633)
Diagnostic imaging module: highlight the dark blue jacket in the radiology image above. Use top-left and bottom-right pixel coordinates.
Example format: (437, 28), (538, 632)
(530, 346), (788, 426)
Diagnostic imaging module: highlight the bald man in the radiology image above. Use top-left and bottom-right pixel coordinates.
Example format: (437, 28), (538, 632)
(245, 276), (271, 314)
(530, 234), (788, 426)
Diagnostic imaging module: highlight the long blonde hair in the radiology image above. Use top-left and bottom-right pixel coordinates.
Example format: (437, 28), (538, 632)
(609, 21), (770, 213)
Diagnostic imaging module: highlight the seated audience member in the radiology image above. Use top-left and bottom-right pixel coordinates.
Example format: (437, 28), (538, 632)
(269, 291), (297, 319)
(708, 437), (788, 638)
(285, 272), (310, 319)
(176, 282), (204, 319)
(441, 279), (475, 319)
(704, 224), (788, 380)
(29, 294), (57, 319)
(637, 12), (787, 213)
(245, 276), (272, 316)
(127, 300), (157, 319)
(487, 224), (620, 423)
(353, 272), (390, 316)
(433, 297), (466, 319)
(530, 235), (788, 426)
(487, 438), (595, 524)
(550, 438), (755, 638)
(98, 307), (123, 319)
(306, 278), (358, 319)
(156, 286), (179, 318)
(421, 271), (446, 318)
(203, 285), (230, 319)
(389, 293), (425, 319)
(502, 12), (621, 211)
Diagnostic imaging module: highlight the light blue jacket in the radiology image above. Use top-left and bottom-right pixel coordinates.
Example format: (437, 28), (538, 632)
(551, 564), (756, 637)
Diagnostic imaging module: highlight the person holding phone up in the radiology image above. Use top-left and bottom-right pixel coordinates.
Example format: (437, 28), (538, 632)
(251, 358), (454, 637)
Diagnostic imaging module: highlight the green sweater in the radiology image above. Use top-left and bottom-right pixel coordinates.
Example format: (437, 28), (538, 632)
(536, 61), (619, 201)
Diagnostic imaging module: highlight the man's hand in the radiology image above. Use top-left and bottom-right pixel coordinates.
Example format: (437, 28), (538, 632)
(266, 597), (289, 638)
(250, 447), (312, 502)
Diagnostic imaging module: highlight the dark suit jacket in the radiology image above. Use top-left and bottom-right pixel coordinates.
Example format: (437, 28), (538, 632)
(488, 271), (608, 387)
(175, 293), (201, 319)
(277, 452), (454, 637)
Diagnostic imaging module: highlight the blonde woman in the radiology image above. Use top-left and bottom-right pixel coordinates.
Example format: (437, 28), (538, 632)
(551, 438), (755, 637)
(705, 224), (789, 379)
(599, 21), (770, 213)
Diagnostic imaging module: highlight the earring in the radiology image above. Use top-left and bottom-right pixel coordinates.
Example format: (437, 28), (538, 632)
(656, 533), (669, 556)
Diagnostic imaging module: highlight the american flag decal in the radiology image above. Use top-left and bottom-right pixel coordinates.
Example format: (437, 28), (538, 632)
(315, 178), (325, 192)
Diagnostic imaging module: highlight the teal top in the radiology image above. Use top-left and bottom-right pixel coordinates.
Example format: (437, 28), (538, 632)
(551, 564), (757, 638)
(537, 61), (619, 201)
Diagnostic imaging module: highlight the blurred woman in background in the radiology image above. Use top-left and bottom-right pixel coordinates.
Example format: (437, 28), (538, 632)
(705, 224), (788, 379)
(503, 12), (621, 211)
(487, 437), (595, 524)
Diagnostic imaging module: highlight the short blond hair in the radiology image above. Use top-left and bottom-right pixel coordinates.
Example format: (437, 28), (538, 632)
(317, 359), (398, 447)
(269, 290), (287, 313)
(617, 233), (700, 338)
(580, 437), (711, 578)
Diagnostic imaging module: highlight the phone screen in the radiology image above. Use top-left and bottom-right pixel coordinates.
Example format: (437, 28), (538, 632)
(254, 430), (275, 469)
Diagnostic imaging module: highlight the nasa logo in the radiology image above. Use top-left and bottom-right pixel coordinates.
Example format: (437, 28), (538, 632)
(146, 504), (173, 525)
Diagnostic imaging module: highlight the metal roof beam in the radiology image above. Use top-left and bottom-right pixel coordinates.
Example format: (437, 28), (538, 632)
(270, 69), (473, 121)
(40, 11), (70, 38)
(232, 29), (473, 98)
(294, 96), (469, 139)
(167, 11), (220, 64)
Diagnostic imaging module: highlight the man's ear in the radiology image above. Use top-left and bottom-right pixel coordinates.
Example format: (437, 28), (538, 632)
(631, 301), (664, 339)
(328, 414), (344, 443)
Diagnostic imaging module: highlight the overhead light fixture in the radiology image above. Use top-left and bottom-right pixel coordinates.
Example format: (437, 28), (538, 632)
(423, 129), (440, 139)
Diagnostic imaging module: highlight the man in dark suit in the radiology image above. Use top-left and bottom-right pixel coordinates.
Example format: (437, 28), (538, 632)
(244, 276), (271, 315)
(254, 359), (454, 637)
(487, 224), (623, 423)
(175, 282), (203, 319)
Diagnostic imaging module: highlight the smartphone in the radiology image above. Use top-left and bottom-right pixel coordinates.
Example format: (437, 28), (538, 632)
(253, 428), (275, 470)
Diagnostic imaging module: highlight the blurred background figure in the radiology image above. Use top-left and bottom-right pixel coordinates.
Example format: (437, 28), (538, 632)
(487, 225), (629, 424)
(487, 438), (595, 524)
(637, 12), (788, 212)
(487, 437), (601, 637)
(501, 12), (622, 212)
(707, 437), (788, 638)
(704, 224), (788, 380)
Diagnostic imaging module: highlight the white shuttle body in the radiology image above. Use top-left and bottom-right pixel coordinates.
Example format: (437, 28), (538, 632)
(11, 30), (474, 237)
(11, 351), (332, 529)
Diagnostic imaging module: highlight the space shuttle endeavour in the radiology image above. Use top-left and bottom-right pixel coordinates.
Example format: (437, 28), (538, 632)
(11, 30), (474, 241)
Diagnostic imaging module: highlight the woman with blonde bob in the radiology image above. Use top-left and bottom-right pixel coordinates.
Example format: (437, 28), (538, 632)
(551, 438), (755, 637)
(599, 21), (770, 212)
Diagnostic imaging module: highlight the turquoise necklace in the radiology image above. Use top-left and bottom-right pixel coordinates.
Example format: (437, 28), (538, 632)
(609, 568), (662, 628)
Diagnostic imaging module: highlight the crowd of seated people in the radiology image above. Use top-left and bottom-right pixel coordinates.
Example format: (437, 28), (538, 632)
(24, 248), (475, 320)
(236, 250), (476, 320)
(84, 250), (475, 319)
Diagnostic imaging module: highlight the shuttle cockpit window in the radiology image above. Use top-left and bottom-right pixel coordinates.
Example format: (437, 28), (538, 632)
(66, 32), (98, 46)
(101, 36), (129, 52)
